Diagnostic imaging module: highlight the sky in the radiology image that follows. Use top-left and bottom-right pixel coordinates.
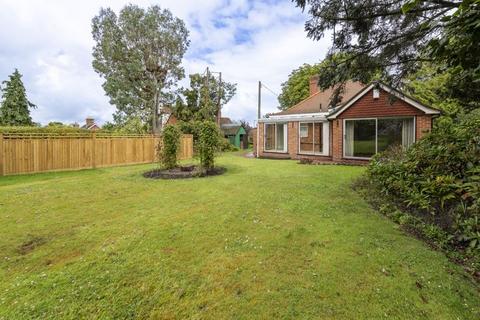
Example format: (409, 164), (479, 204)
(0, 0), (330, 126)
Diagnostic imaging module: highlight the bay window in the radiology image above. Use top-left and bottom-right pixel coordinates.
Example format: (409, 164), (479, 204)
(344, 117), (415, 158)
(264, 123), (287, 152)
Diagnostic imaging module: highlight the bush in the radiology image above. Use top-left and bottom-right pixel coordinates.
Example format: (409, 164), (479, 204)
(159, 124), (181, 169)
(219, 138), (239, 152)
(198, 121), (220, 170)
(357, 110), (480, 271)
(0, 126), (92, 134)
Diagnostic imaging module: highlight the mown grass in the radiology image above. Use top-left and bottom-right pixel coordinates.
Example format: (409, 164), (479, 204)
(0, 153), (478, 319)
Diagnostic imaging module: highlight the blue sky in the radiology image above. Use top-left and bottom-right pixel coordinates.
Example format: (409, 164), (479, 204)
(0, 0), (330, 126)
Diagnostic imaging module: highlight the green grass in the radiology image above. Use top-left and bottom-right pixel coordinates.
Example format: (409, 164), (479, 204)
(0, 153), (478, 319)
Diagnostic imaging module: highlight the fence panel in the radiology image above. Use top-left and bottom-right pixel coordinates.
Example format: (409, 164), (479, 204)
(0, 133), (193, 176)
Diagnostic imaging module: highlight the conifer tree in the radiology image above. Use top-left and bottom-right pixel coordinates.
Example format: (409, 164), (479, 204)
(0, 69), (36, 126)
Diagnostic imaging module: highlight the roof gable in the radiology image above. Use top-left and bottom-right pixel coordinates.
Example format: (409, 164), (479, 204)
(328, 82), (441, 119)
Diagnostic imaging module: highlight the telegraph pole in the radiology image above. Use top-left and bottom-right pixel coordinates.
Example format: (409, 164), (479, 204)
(258, 81), (262, 119)
(204, 67), (210, 109)
(256, 81), (261, 158)
(217, 72), (222, 126)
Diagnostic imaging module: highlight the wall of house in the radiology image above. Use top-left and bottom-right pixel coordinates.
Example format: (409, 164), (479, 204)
(331, 88), (434, 162)
(256, 88), (434, 163)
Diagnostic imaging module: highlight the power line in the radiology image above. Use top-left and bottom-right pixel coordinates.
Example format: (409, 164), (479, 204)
(261, 83), (279, 97)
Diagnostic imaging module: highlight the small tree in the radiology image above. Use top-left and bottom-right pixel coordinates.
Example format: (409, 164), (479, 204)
(159, 124), (181, 169)
(199, 121), (220, 170)
(0, 69), (36, 126)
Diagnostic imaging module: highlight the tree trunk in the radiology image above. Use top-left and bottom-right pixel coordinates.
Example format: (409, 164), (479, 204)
(152, 89), (160, 134)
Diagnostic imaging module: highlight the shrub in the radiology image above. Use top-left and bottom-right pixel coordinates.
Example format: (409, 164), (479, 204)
(219, 138), (239, 152)
(358, 110), (480, 270)
(198, 121), (220, 170)
(159, 124), (181, 169)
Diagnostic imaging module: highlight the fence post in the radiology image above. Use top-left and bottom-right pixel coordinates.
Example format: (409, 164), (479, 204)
(92, 132), (96, 169)
(0, 133), (4, 176)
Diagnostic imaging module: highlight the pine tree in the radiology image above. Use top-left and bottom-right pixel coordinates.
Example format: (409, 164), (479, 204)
(0, 69), (36, 126)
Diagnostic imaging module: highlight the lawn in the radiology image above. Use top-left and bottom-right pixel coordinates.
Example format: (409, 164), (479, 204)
(0, 153), (478, 319)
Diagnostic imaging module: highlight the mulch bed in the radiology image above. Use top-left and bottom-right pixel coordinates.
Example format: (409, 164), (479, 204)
(143, 165), (226, 179)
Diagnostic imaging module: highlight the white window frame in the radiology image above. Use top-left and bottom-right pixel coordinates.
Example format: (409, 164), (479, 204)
(264, 122), (288, 153)
(298, 121), (330, 156)
(343, 116), (416, 160)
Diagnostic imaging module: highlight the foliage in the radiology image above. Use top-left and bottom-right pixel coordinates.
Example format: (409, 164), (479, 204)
(0, 69), (36, 126)
(239, 120), (252, 134)
(198, 121), (220, 170)
(405, 65), (463, 120)
(92, 4), (189, 132)
(361, 110), (480, 256)
(278, 63), (322, 110)
(0, 126), (91, 134)
(293, 0), (480, 111)
(1, 155), (479, 318)
(159, 124), (181, 169)
(46, 122), (68, 127)
(102, 116), (148, 134)
(218, 138), (239, 152)
(173, 73), (236, 122)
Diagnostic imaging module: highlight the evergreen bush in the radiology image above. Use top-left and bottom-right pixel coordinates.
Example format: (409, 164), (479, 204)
(198, 121), (220, 170)
(159, 124), (181, 169)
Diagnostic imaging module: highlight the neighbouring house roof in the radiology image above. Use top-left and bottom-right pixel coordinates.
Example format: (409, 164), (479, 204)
(327, 82), (441, 119)
(274, 80), (366, 116)
(81, 118), (100, 130)
(220, 117), (233, 125)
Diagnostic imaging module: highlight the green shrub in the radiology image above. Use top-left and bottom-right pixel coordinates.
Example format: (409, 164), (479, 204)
(198, 121), (220, 170)
(219, 138), (239, 152)
(159, 124), (181, 169)
(0, 126), (92, 134)
(362, 110), (480, 256)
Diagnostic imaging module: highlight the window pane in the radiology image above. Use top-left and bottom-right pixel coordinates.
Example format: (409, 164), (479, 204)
(265, 124), (275, 150)
(299, 123), (313, 153)
(276, 124), (285, 150)
(377, 118), (414, 152)
(314, 123), (323, 153)
(345, 120), (376, 158)
(377, 118), (402, 152)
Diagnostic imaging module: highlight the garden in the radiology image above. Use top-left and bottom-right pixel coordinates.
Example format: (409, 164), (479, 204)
(0, 151), (479, 319)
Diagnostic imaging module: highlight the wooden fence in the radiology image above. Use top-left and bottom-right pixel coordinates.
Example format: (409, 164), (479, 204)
(0, 132), (193, 176)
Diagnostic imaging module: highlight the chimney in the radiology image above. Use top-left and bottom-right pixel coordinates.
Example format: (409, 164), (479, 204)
(86, 117), (94, 128)
(309, 75), (320, 96)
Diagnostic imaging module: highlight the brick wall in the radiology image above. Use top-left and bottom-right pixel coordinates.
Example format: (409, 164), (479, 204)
(287, 122), (298, 158)
(416, 115), (432, 140)
(339, 88), (424, 118)
(331, 119), (343, 162)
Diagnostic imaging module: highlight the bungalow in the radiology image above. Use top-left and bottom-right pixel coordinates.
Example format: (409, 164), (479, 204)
(254, 77), (440, 163)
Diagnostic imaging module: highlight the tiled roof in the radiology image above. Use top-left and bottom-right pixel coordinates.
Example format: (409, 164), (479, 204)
(274, 81), (365, 115)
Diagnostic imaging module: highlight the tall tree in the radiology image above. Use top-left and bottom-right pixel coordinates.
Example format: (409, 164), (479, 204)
(278, 53), (353, 110)
(278, 63), (322, 110)
(293, 0), (480, 112)
(92, 4), (189, 133)
(173, 73), (237, 122)
(0, 69), (36, 126)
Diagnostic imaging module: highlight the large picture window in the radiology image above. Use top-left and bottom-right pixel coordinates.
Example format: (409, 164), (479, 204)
(344, 117), (414, 158)
(264, 123), (287, 152)
(299, 122), (323, 154)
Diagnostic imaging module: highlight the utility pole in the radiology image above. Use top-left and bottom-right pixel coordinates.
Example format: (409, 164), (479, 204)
(217, 72), (222, 126)
(256, 81), (261, 158)
(258, 81), (261, 119)
(204, 67), (210, 112)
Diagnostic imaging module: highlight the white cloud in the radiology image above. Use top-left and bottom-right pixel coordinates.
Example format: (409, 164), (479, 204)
(0, 0), (330, 126)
